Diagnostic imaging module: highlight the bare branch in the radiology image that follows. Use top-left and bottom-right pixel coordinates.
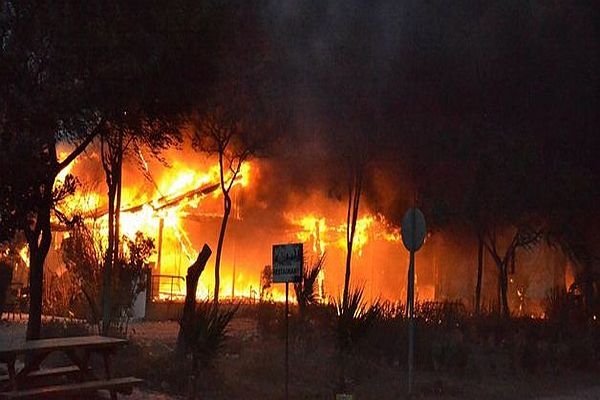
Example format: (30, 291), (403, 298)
(225, 153), (246, 193)
(56, 119), (105, 174)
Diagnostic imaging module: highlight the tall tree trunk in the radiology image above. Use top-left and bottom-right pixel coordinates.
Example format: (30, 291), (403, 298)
(23, 127), (101, 340)
(500, 263), (510, 318)
(485, 234), (514, 318)
(114, 160), (122, 261)
(475, 233), (484, 314)
(213, 193), (231, 305)
(101, 131), (123, 335)
(112, 154), (122, 327)
(26, 205), (52, 340)
(26, 241), (43, 340)
(496, 267), (502, 314)
(102, 183), (116, 335)
(25, 189), (53, 341)
(177, 244), (212, 355)
(343, 174), (361, 309)
(24, 138), (57, 341)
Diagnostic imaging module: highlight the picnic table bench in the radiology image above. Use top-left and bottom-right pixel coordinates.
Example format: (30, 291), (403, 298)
(0, 335), (142, 399)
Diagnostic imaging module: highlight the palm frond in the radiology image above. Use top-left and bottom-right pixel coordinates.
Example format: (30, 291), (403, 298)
(294, 254), (325, 310)
(334, 286), (382, 351)
(183, 301), (239, 362)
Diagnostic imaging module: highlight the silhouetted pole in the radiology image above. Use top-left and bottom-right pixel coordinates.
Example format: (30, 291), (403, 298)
(407, 247), (415, 395)
(285, 281), (289, 400)
(401, 207), (426, 397)
(272, 243), (302, 400)
(157, 218), (164, 274)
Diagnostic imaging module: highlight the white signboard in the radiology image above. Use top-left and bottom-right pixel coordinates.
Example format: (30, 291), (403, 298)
(272, 243), (303, 283)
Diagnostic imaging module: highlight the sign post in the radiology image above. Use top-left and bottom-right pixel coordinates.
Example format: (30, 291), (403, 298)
(285, 280), (289, 399)
(401, 208), (426, 396)
(273, 243), (303, 400)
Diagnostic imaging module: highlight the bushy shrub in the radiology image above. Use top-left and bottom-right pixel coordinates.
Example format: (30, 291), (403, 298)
(182, 301), (238, 366)
(42, 271), (79, 319)
(111, 232), (153, 332)
(543, 286), (585, 324)
(256, 299), (284, 337)
(117, 341), (190, 394)
(40, 318), (91, 338)
(179, 301), (238, 398)
(335, 287), (382, 352)
(62, 223), (153, 334)
(294, 255), (325, 321)
(0, 258), (12, 317)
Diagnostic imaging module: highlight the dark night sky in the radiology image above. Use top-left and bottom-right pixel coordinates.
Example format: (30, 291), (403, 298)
(248, 1), (599, 231)
(1, 0), (598, 244)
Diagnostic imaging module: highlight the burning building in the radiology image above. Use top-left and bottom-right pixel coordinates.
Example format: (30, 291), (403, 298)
(9, 136), (570, 320)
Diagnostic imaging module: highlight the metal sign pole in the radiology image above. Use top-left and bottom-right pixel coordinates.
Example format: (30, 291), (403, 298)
(272, 243), (302, 400)
(401, 207), (425, 398)
(407, 249), (415, 396)
(285, 281), (289, 400)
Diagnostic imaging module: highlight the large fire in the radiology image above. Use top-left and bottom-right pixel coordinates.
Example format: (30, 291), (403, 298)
(47, 144), (421, 305)
(4, 142), (564, 317)
(288, 213), (401, 259)
(53, 149), (253, 300)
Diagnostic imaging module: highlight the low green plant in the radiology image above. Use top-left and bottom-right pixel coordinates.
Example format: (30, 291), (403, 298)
(40, 318), (91, 338)
(42, 271), (79, 319)
(183, 301), (238, 365)
(294, 255), (325, 321)
(180, 301), (238, 399)
(256, 299), (283, 337)
(0, 258), (12, 317)
(543, 286), (584, 324)
(333, 287), (382, 393)
(62, 223), (153, 334)
(259, 265), (272, 301)
(335, 286), (382, 352)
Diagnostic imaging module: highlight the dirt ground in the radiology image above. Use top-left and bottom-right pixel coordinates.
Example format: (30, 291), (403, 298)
(2, 316), (600, 399)
(0, 318), (182, 399)
(535, 388), (600, 400)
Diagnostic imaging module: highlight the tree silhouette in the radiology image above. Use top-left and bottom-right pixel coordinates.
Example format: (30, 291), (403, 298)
(191, 74), (276, 305)
(0, 1), (223, 339)
(191, 5), (284, 305)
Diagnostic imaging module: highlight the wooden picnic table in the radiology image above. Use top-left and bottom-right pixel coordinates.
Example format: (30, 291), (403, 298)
(0, 335), (141, 399)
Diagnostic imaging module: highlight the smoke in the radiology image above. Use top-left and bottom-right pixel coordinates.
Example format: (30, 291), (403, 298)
(56, 1), (598, 305)
(253, 1), (432, 225)
(253, 0), (599, 228)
